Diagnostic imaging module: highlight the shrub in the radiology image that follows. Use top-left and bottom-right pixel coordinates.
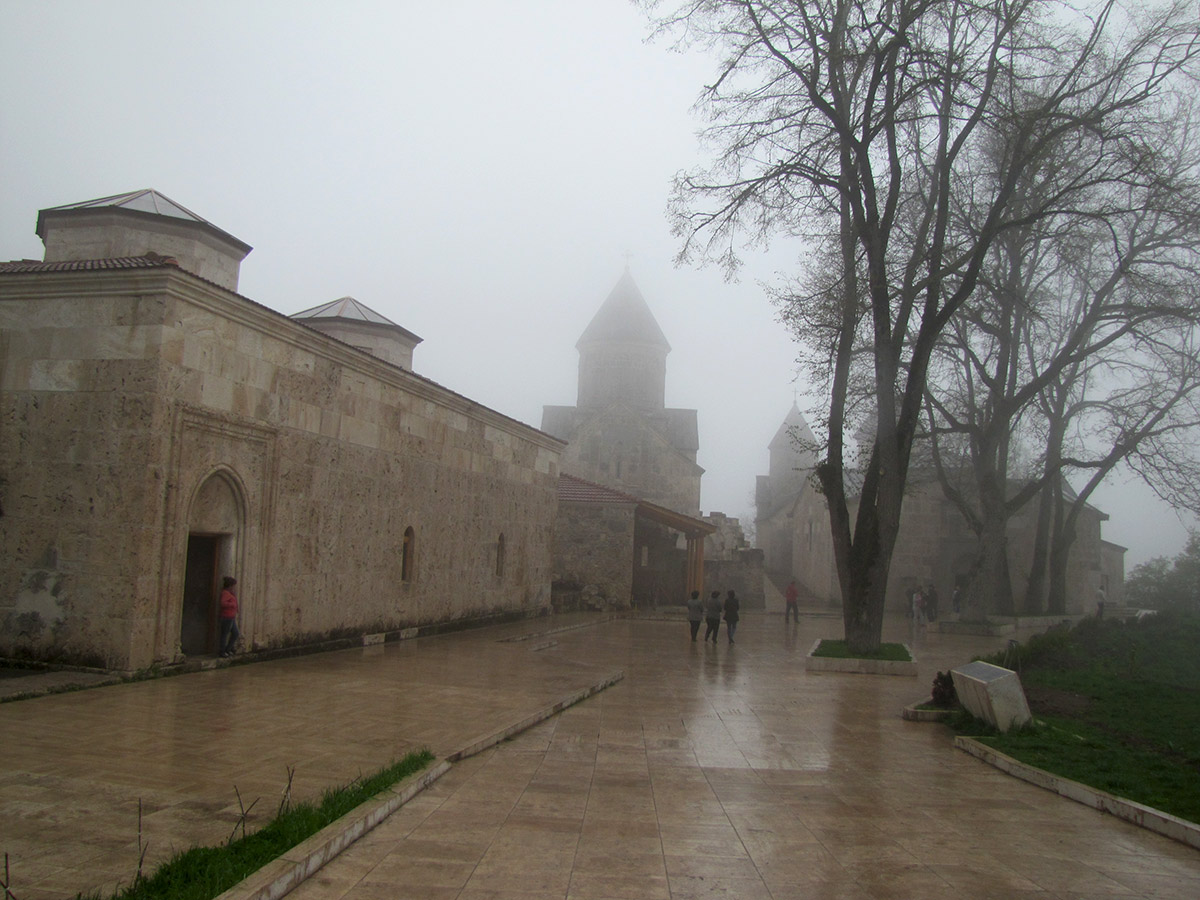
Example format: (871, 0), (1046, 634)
(931, 671), (957, 707)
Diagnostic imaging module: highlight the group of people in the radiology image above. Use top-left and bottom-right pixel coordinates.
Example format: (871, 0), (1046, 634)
(686, 589), (741, 644)
(906, 583), (940, 625)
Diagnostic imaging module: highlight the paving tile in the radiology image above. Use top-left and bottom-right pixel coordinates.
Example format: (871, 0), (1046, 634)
(6, 613), (1199, 900)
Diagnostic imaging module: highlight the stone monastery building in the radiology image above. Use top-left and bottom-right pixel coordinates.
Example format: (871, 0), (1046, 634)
(0, 190), (563, 671)
(756, 404), (1126, 615)
(543, 272), (762, 611)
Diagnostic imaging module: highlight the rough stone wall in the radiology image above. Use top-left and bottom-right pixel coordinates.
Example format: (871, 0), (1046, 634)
(705, 549), (765, 610)
(1100, 540), (1125, 608)
(296, 320), (416, 371)
(703, 512), (748, 560)
(577, 339), (666, 411)
(789, 485), (839, 603)
(42, 213), (246, 291)
(559, 407), (701, 517)
(551, 502), (635, 610)
(1, 268), (561, 670)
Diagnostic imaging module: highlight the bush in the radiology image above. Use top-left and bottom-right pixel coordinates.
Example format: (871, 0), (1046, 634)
(931, 671), (957, 707)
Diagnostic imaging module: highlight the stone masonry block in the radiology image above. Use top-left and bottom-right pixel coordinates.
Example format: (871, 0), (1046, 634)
(951, 661), (1032, 732)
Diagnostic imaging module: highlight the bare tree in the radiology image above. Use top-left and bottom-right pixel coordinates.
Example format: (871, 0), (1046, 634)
(649, 0), (1199, 650)
(925, 110), (1200, 619)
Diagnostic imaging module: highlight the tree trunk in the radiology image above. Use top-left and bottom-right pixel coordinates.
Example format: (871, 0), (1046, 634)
(1023, 477), (1056, 615)
(1046, 485), (1072, 614)
(973, 509), (1015, 618)
(840, 517), (893, 654)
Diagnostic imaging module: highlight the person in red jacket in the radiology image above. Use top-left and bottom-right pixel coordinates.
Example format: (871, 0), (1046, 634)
(218, 576), (240, 658)
(785, 579), (799, 625)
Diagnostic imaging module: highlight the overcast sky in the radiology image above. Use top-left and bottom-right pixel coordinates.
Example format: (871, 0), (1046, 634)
(1, 0), (1190, 567)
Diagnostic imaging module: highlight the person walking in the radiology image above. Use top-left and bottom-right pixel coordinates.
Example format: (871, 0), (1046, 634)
(912, 585), (925, 626)
(784, 579), (799, 625)
(724, 589), (741, 644)
(686, 590), (704, 642)
(218, 576), (241, 658)
(703, 590), (723, 643)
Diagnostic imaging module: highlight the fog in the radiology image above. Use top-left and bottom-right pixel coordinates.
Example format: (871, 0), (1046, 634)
(0, 1), (1189, 567)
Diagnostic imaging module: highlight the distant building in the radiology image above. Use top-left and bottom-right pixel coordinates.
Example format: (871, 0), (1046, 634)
(755, 404), (1123, 616)
(543, 271), (761, 609)
(542, 269), (702, 517)
(0, 190), (561, 671)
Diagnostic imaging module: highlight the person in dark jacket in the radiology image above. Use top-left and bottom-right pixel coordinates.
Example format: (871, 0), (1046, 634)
(724, 589), (741, 644)
(686, 590), (704, 642)
(703, 590), (723, 643)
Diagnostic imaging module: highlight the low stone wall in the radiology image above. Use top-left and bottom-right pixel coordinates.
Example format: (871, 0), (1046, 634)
(705, 549), (765, 610)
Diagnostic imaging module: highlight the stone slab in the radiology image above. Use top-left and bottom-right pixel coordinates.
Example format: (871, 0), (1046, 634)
(217, 668), (625, 900)
(951, 661), (1031, 731)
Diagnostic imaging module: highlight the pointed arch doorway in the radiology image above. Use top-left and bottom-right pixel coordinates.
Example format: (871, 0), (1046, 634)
(180, 471), (244, 657)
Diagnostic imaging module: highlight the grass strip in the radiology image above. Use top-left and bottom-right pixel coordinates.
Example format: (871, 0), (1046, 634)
(952, 612), (1200, 827)
(812, 639), (911, 661)
(81, 748), (435, 900)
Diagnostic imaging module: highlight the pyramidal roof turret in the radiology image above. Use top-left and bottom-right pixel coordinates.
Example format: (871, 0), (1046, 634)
(36, 189), (250, 252)
(576, 268), (670, 351)
(35, 188), (252, 291)
(292, 296), (402, 328)
(290, 296), (422, 370)
(770, 401), (817, 451)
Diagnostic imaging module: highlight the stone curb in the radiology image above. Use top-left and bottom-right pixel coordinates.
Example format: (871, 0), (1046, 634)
(901, 699), (953, 722)
(496, 616), (616, 643)
(214, 669), (625, 900)
(804, 639), (918, 676)
(447, 670), (626, 761)
(213, 761), (452, 900)
(954, 736), (1200, 851)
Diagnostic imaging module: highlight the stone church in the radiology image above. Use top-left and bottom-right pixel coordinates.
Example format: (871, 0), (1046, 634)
(0, 190), (562, 671)
(542, 268), (703, 516)
(543, 271), (762, 610)
(756, 404), (1126, 616)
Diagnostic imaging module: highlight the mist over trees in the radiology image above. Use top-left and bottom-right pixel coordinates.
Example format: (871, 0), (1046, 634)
(1124, 532), (1200, 611)
(925, 109), (1200, 620)
(648, 0), (1200, 650)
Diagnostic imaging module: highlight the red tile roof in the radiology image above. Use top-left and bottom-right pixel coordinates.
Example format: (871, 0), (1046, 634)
(0, 255), (178, 274)
(557, 473), (640, 504)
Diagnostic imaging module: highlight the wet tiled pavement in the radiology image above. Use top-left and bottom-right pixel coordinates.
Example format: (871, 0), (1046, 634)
(3, 611), (1199, 899)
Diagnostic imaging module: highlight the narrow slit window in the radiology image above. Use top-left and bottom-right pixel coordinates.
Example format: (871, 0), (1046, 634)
(402, 526), (415, 582)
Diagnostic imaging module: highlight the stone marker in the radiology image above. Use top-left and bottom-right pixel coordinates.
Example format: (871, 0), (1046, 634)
(951, 661), (1032, 732)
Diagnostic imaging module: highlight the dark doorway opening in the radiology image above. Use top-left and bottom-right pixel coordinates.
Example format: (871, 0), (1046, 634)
(181, 534), (219, 656)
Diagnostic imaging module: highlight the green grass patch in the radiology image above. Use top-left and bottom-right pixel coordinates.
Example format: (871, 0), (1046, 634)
(81, 748), (435, 900)
(812, 639), (911, 661)
(954, 611), (1200, 825)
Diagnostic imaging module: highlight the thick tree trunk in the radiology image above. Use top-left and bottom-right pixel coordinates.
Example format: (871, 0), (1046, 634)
(1023, 478), (1056, 615)
(840, 516), (893, 654)
(973, 510), (1015, 618)
(970, 459), (1016, 618)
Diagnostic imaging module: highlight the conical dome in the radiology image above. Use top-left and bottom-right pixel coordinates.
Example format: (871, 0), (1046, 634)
(576, 268), (670, 351)
(576, 270), (670, 410)
(769, 402), (818, 483)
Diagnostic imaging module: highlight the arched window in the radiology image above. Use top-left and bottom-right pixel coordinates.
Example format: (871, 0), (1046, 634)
(402, 526), (415, 582)
(495, 533), (506, 577)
